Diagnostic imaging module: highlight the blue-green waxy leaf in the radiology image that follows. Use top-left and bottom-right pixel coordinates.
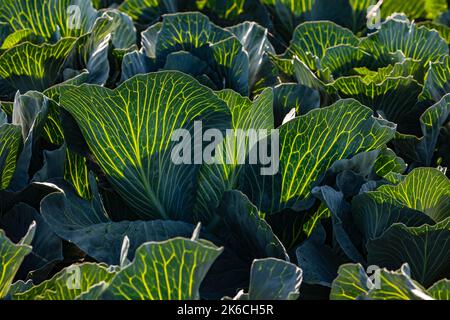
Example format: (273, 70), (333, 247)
(302, 203), (331, 238)
(228, 258), (302, 300)
(0, 222), (35, 298)
(328, 150), (380, 194)
(70, 13), (117, 86)
(7, 91), (57, 192)
(71, 9), (137, 84)
(30, 145), (66, 184)
(0, 110), (6, 126)
(200, 190), (288, 299)
(227, 21), (277, 93)
(60, 71), (231, 221)
(269, 54), (295, 78)
(0, 203), (62, 279)
(13, 262), (116, 300)
(107, 9), (136, 50)
(163, 51), (210, 76)
(417, 94), (450, 166)
(367, 58), (427, 84)
(1, 0), (449, 302)
(121, 50), (154, 82)
(215, 190), (288, 260)
(141, 22), (161, 59)
(12, 90), (89, 202)
(0, 38), (76, 95)
(11, 91), (55, 144)
(295, 224), (342, 287)
(8, 280), (33, 297)
(0, 180), (59, 219)
(40, 179), (200, 265)
(367, 218), (450, 287)
(330, 148), (406, 189)
(62, 150), (91, 199)
(312, 186), (364, 263)
(0, 124), (22, 190)
(436, 10), (450, 26)
(241, 99), (396, 214)
(102, 237), (223, 300)
(331, 263), (435, 300)
(0, 0), (98, 41)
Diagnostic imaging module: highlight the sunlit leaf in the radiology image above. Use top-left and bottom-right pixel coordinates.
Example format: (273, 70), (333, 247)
(0, 222), (34, 298)
(102, 236), (223, 300)
(241, 99), (395, 214)
(60, 71), (231, 220)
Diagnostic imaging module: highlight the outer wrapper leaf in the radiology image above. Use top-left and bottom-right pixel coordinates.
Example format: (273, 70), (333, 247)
(102, 237), (223, 300)
(367, 218), (450, 287)
(60, 71), (231, 221)
(0, 222), (35, 298)
(241, 99), (396, 214)
(13, 263), (116, 300)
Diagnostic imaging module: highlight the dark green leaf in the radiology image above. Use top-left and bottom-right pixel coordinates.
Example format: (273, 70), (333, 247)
(60, 71), (231, 221)
(0, 203), (62, 279)
(367, 218), (450, 287)
(230, 258), (302, 300)
(41, 179), (200, 265)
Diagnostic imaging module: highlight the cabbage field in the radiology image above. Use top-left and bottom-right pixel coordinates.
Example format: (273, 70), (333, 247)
(0, 0), (449, 301)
